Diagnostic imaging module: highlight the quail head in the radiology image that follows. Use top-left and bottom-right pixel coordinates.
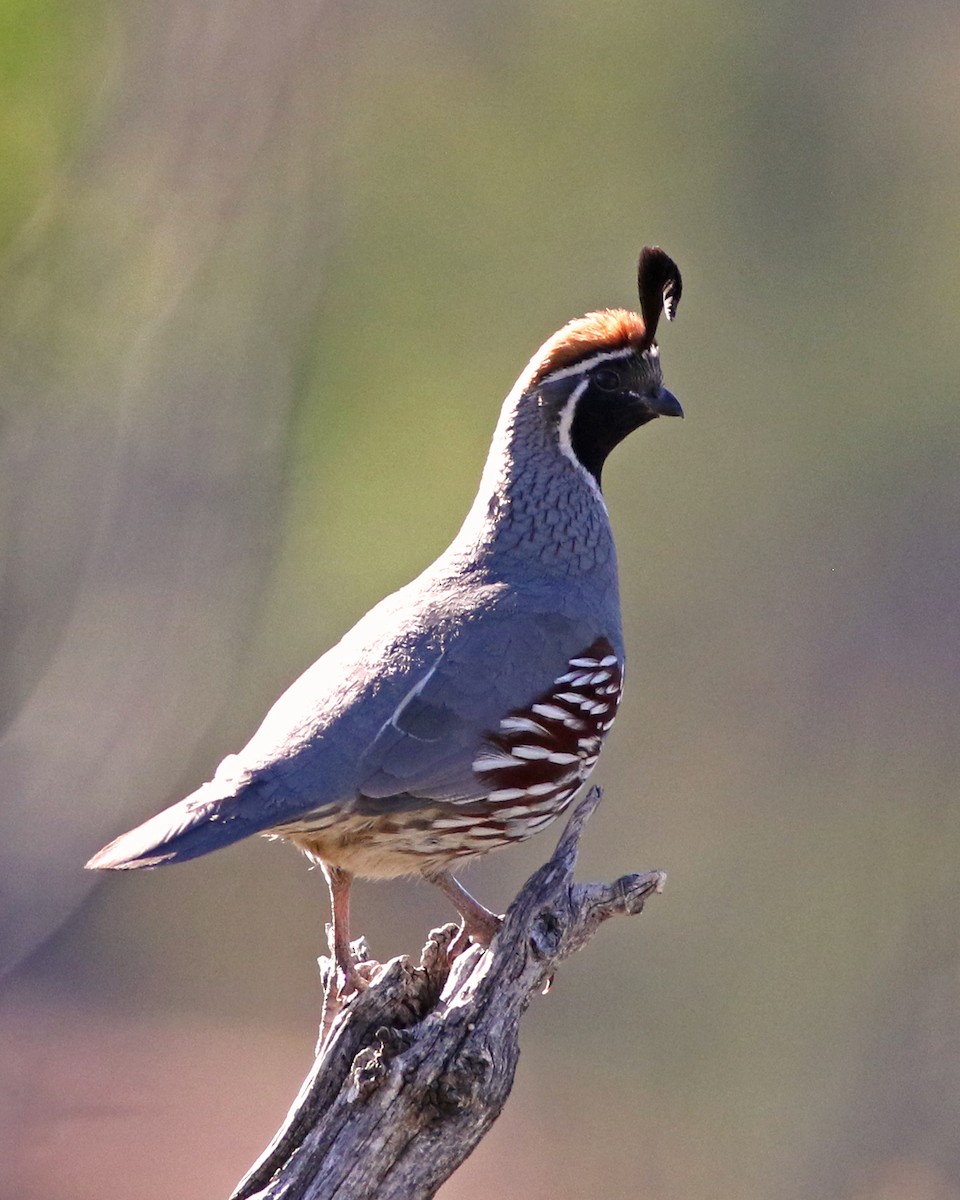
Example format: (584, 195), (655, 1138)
(87, 247), (684, 994)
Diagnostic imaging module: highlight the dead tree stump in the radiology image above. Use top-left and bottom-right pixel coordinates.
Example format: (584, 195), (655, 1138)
(232, 787), (665, 1200)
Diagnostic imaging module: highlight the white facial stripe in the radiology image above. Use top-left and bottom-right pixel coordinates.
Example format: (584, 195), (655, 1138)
(538, 342), (660, 389)
(556, 379), (605, 505)
(539, 346), (634, 386)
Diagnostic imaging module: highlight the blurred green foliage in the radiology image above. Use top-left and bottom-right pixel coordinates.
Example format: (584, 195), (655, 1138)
(0, 0), (112, 250)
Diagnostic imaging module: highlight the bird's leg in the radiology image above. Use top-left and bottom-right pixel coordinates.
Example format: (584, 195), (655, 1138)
(320, 863), (367, 998)
(426, 869), (502, 956)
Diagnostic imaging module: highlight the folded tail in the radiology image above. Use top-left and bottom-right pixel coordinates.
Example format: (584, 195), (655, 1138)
(85, 771), (278, 871)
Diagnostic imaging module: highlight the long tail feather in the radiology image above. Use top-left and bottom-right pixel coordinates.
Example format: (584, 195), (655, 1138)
(85, 775), (274, 870)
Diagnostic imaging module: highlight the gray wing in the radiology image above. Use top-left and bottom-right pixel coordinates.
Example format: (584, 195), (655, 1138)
(87, 583), (611, 869)
(352, 605), (600, 807)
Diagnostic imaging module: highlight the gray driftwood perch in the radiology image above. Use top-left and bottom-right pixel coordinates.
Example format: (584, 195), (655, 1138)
(232, 787), (665, 1200)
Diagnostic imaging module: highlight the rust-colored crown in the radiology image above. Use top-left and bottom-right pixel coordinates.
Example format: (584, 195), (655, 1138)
(526, 246), (681, 389)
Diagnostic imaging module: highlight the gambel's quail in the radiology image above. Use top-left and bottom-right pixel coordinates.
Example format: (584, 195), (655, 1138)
(87, 247), (684, 994)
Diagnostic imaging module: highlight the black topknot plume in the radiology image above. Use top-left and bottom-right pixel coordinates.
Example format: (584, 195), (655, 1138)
(637, 246), (682, 348)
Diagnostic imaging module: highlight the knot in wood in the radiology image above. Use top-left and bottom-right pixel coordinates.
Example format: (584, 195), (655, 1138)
(427, 1046), (494, 1120)
(347, 1026), (413, 1104)
(529, 907), (564, 959)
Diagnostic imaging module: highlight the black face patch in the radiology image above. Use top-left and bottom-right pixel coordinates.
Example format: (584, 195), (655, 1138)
(568, 385), (659, 484)
(566, 355), (664, 485)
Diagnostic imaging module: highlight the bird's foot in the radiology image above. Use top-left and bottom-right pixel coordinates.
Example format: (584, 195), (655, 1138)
(344, 956), (387, 994)
(337, 961), (370, 998)
(448, 909), (503, 961)
(317, 956), (382, 1054)
(323, 951), (383, 1004)
(321, 929), (377, 997)
(426, 870), (503, 960)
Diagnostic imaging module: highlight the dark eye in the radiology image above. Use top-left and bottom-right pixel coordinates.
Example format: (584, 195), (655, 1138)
(592, 367), (621, 392)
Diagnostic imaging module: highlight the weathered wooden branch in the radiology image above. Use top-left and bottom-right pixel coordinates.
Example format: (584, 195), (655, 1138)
(232, 787), (665, 1200)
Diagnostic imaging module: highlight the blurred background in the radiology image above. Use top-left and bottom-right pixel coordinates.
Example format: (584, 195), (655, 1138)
(1, 1), (958, 1197)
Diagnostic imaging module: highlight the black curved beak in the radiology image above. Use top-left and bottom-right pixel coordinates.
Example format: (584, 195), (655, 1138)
(629, 387), (683, 421)
(650, 387), (683, 419)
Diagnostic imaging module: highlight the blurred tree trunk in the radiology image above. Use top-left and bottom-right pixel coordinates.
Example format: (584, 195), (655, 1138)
(0, 0), (351, 975)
